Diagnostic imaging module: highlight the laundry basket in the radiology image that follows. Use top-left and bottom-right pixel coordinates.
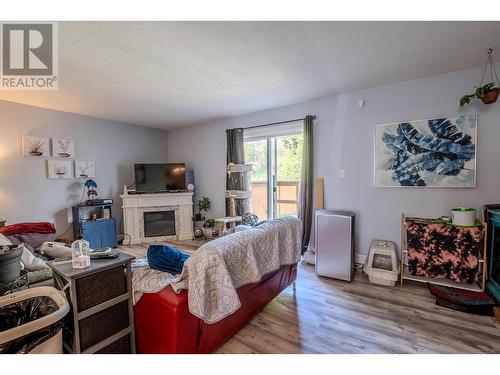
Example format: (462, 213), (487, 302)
(0, 286), (69, 353)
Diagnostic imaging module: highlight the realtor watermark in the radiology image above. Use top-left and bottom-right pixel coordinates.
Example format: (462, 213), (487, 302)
(0, 22), (58, 90)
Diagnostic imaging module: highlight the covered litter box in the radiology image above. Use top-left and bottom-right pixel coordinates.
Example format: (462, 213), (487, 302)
(364, 240), (399, 286)
(0, 286), (69, 353)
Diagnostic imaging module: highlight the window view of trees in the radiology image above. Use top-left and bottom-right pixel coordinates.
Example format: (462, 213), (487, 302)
(244, 133), (303, 219)
(243, 134), (303, 182)
(277, 134), (303, 181)
(244, 139), (267, 182)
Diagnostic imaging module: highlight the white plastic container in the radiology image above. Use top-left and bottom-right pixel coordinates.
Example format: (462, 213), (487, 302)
(451, 207), (476, 226)
(0, 286), (69, 353)
(71, 239), (90, 269)
(364, 240), (399, 286)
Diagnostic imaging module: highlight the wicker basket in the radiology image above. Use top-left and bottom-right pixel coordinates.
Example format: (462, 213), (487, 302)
(78, 301), (129, 351)
(75, 266), (127, 312)
(95, 334), (131, 354)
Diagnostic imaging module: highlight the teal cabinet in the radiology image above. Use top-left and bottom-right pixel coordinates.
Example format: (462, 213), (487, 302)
(487, 209), (500, 301)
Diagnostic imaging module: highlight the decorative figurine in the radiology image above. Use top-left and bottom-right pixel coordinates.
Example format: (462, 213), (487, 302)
(84, 179), (98, 204)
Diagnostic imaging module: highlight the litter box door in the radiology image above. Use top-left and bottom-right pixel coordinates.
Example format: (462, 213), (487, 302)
(315, 211), (354, 281)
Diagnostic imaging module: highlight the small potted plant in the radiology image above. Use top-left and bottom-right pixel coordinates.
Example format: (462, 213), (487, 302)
(202, 218), (217, 238)
(460, 82), (500, 107)
(203, 218), (215, 228)
(195, 196), (211, 221)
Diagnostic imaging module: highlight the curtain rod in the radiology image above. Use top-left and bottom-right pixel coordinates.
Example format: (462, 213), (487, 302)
(242, 115), (316, 130)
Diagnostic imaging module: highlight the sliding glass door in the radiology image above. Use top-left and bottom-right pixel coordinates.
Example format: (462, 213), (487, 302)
(244, 138), (268, 220)
(275, 134), (303, 217)
(244, 123), (303, 220)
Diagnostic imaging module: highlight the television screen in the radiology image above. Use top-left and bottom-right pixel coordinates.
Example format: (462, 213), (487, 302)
(134, 163), (186, 192)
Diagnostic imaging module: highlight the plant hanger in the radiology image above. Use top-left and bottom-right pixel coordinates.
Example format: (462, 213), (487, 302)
(460, 48), (500, 107)
(479, 48), (499, 90)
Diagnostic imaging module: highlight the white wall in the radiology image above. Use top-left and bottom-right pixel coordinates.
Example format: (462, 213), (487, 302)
(0, 100), (168, 236)
(167, 64), (500, 254)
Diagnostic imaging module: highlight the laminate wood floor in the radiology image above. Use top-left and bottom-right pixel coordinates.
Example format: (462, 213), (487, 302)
(120, 241), (500, 354)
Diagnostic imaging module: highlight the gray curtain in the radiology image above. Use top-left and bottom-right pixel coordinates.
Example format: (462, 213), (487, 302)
(226, 128), (250, 216)
(298, 115), (314, 254)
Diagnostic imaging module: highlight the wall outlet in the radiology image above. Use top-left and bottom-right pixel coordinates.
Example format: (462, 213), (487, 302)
(339, 169), (345, 178)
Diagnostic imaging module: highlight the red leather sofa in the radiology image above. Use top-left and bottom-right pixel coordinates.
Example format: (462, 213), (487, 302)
(134, 263), (297, 353)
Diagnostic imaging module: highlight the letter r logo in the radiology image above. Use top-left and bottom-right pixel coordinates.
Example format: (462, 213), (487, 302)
(2, 24), (53, 75)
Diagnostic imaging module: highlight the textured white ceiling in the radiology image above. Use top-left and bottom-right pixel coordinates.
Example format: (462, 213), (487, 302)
(1, 21), (500, 129)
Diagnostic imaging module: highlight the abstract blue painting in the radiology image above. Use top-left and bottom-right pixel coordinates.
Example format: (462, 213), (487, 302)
(374, 115), (477, 187)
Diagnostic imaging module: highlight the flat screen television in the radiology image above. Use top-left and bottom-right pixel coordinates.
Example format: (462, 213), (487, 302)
(134, 163), (186, 193)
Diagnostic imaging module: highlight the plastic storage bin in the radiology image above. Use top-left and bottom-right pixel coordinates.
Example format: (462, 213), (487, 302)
(0, 286), (69, 353)
(364, 240), (399, 286)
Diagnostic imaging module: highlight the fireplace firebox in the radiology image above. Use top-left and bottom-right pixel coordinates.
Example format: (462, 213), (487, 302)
(144, 211), (176, 237)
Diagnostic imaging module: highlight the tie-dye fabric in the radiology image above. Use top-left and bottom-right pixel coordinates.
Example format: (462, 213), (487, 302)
(406, 218), (483, 284)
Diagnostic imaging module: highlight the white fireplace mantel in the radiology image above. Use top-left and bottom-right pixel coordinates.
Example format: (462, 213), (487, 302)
(121, 192), (193, 244)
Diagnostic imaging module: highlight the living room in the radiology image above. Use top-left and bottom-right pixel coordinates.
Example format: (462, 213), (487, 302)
(1, 1), (499, 373)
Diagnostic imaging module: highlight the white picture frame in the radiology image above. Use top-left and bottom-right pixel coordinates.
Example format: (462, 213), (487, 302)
(75, 160), (95, 178)
(374, 114), (477, 188)
(47, 160), (73, 179)
(22, 136), (50, 157)
(52, 138), (75, 158)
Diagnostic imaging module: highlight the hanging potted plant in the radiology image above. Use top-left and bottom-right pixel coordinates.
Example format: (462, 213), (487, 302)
(460, 82), (499, 107)
(460, 49), (500, 107)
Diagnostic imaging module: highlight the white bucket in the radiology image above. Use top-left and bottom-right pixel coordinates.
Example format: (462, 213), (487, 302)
(451, 207), (476, 226)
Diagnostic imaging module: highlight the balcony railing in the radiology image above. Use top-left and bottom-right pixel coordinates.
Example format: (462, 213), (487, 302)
(249, 180), (299, 220)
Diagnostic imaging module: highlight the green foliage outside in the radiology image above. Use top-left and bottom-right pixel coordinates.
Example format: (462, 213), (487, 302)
(278, 134), (303, 180)
(244, 134), (303, 182)
(244, 140), (267, 181)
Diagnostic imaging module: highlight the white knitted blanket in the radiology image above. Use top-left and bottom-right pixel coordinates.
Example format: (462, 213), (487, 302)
(171, 216), (301, 323)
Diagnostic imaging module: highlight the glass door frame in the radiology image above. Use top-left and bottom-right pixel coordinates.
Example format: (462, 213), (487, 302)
(245, 128), (303, 220)
(267, 136), (276, 219)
